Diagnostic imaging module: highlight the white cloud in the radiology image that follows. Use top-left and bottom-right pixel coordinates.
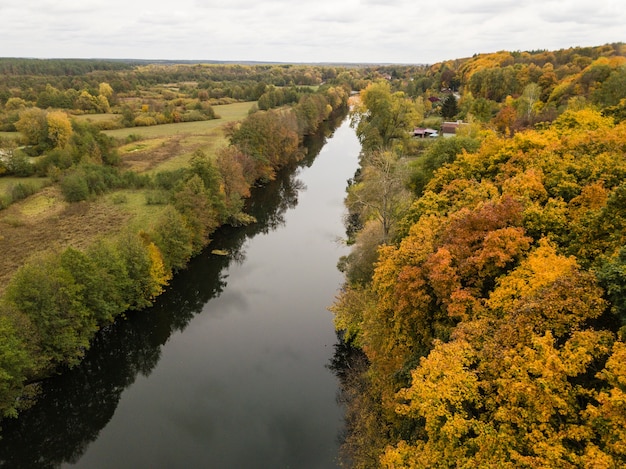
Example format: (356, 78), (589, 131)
(0, 0), (623, 63)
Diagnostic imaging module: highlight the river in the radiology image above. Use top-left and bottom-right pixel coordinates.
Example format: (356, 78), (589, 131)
(0, 118), (361, 469)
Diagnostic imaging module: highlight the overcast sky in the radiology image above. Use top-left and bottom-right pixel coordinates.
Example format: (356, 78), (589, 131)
(1, 0), (623, 64)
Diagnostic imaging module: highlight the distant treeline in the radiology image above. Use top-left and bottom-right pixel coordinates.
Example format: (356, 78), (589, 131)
(0, 58), (136, 76)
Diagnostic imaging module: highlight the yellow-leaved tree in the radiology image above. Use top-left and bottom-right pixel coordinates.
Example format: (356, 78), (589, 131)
(45, 111), (73, 149)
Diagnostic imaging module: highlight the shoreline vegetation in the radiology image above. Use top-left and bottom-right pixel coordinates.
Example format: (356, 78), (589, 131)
(0, 60), (352, 419)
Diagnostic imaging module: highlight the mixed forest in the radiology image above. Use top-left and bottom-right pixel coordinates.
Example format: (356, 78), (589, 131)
(332, 43), (626, 467)
(1, 42), (626, 469)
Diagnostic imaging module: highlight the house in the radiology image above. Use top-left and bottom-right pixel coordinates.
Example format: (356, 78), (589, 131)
(413, 127), (439, 138)
(441, 120), (469, 136)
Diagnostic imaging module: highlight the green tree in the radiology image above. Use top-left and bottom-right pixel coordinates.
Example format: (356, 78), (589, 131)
(173, 174), (218, 253)
(593, 65), (626, 107)
(59, 247), (124, 325)
(0, 305), (35, 417)
(346, 150), (411, 243)
(4, 253), (98, 369)
(152, 205), (194, 272)
(115, 232), (167, 310)
(352, 81), (421, 151)
(441, 93), (458, 119)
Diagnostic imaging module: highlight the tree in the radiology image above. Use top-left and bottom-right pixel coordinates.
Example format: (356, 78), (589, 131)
(346, 150), (411, 243)
(229, 109), (301, 180)
(518, 83), (542, 122)
(46, 111), (72, 149)
(0, 305), (36, 418)
(441, 93), (458, 119)
(59, 247), (124, 325)
(98, 82), (114, 100)
(152, 205), (194, 272)
(352, 81), (421, 151)
(173, 174), (218, 253)
(4, 253), (98, 369)
(216, 146), (255, 223)
(115, 232), (168, 310)
(14, 107), (47, 149)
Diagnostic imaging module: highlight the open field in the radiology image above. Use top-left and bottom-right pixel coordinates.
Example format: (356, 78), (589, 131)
(0, 177), (50, 194)
(0, 101), (254, 291)
(110, 101), (253, 173)
(73, 113), (122, 127)
(103, 102), (253, 140)
(0, 186), (130, 293)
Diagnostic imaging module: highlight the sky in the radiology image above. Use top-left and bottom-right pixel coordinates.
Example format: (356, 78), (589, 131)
(1, 0), (624, 65)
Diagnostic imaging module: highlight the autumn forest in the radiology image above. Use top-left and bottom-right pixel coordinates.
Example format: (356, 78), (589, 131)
(334, 43), (626, 468)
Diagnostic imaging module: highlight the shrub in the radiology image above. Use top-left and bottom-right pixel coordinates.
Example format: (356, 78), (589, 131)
(60, 173), (89, 202)
(0, 194), (11, 210)
(145, 190), (170, 205)
(5, 151), (35, 177)
(133, 115), (157, 126)
(10, 182), (37, 202)
(125, 133), (142, 144)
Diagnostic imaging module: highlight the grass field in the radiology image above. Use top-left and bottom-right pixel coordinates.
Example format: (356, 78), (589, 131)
(103, 102), (253, 140)
(0, 101), (254, 291)
(109, 101), (253, 173)
(0, 176), (50, 193)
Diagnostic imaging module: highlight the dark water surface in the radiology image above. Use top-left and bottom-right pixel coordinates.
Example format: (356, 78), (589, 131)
(0, 118), (361, 468)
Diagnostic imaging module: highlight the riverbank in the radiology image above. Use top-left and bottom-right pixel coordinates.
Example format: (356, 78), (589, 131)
(0, 89), (350, 420)
(0, 115), (360, 469)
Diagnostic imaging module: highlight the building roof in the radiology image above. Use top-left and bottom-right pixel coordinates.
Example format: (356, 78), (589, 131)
(441, 120), (469, 134)
(413, 127), (438, 137)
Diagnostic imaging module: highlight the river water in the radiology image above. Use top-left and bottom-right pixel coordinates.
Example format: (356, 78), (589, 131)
(0, 118), (361, 468)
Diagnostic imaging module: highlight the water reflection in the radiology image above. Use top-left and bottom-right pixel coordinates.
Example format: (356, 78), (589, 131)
(0, 114), (346, 469)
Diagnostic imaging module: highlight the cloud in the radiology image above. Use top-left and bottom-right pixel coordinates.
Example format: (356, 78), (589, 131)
(0, 0), (623, 63)
(454, 0), (522, 14)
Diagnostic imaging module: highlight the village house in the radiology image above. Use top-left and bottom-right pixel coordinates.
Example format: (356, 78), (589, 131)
(441, 120), (469, 136)
(413, 127), (438, 138)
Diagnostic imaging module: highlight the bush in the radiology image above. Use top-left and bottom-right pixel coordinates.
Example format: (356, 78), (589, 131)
(0, 194), (11, 210)
(34, 148), (74, 175)
(145, 190), (170, 205)
(120, 171), (150, 189)
(154, 168), (187, 190)
(181, 110), (207, 122)
(133, 115), (157, 126)
(5, 151), (35, 177)
(125, 133), (143, 144)
(11, 182), (37, 202)
(60, 173), (89, 202)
